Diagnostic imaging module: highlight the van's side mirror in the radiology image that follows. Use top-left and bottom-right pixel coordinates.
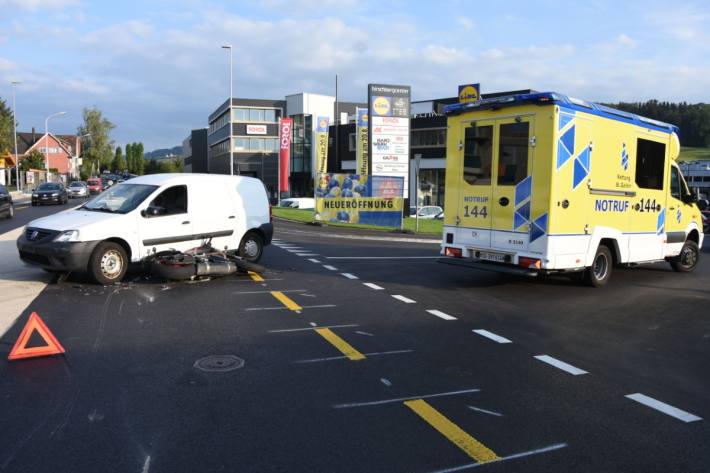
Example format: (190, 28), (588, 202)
(142, 206), (166, 217)
(698, 199), (709, 211)
(681, 193), (695, 204)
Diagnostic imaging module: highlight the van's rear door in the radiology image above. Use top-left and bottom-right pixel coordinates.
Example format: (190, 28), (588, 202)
(490, 117), (535, 252)
(457, 119), (495, 247)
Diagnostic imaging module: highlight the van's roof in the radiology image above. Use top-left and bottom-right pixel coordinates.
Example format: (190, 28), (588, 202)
(444, 92), (680, 135)
(126, 173), (258, 187)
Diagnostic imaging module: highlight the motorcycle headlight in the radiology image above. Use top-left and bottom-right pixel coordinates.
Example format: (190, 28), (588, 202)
(54, 230), (80, 242)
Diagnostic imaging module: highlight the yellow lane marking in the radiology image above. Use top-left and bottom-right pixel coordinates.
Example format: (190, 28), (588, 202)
(249, 271), (264, 282)
(314, 328), (366, 361)
(270, 291), (302, 312)
(404, 399), (500, 464)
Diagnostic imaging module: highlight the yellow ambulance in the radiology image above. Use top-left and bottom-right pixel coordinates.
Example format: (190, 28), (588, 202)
(441, 92), (704, 286)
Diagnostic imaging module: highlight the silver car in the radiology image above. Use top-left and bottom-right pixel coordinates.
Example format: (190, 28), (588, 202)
(67, 181), (89, 198)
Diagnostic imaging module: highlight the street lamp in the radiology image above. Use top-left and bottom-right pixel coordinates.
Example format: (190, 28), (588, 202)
(221, 44), (234, 176)
(11, 81), (20, 191)
(44, 111), (67, 177)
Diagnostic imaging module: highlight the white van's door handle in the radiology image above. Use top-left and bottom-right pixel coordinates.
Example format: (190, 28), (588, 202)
(182, 221), (190, 225)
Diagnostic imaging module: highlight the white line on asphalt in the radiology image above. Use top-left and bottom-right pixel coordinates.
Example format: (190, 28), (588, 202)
(295, 349), (413, 365)
(333, 387), (480, 409)
(309, 322), (317, 327)
(245, 304), (337, 311)
(141, 455), (152, 473)
(296, 253), (319, 256)
(625, 393), (702, 423)
(428, 443), (568, 473)
(363, 282), (384, 290)
(534, 355), (588, 375)
(341, 273), (359, 280)
(326, 256), (440, 259)
(322, 265), (338, 271)
(269, 324), (359, 333)
(426, 309), (457, 320)
(355, 331), (374, 336)
(285, 249), (304, 253)
(308, 258), (321, 263)
(392, 295), (416, 304)
(467, 405), (503, 417)
(472, 329), (512, 344)
(380, 378), (392, 386)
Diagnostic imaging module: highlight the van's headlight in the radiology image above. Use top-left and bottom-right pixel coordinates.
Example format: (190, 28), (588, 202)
(54, 230), (80, 242)
(51, 193), (58, 197)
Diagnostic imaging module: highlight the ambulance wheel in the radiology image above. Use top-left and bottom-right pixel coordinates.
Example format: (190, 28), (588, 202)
(669, 240), (699, 273)
(239, 231), (263, 263)
(585, 245), (612, 287)
(89, 241), (128, 285)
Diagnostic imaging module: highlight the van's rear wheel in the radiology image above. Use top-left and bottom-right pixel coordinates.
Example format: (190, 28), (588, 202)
(239, 231), (263, 263)
(584, 245), (613, 287)
(669, 240), (699, 273)
(89, 241), (128, 285)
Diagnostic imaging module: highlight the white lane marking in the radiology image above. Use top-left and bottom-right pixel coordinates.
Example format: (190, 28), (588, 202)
(285, 249), (304, 253)
(141, 455), (152, 473)
(473, 329), (512, 344)
(296, 253), (319, 256)
(625, 393), (702, 423)
(355, 331), (374, 336)
(298, 293), (316, 297)
(428, 443), (568, 473)
(534, 355), (588, 376)
(326, 256), (440, 259)
(322, 265), (338, 271)
(309, 322), (317, 327)
(333, 387), (480, 409)
(295, 349), (413, 364)
(380, 378), (392, 387)
(341, 273), (359, 280)
(245, 304), (337, 311)
(467, 405), (503, 417)
(426, 309), (457, 321)
(392, 294), (416, 304)
(308, 258), (321, 263)
(363, 282), (384, 290)
(269, 324), (359, 333)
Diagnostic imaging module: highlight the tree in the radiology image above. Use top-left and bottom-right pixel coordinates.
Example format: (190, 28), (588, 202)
(77, 107), (115, 175)
(20, 149), (45, 171)
(134, 142), (145, 175)
(125, 143), (133, 173)
(112, 146), (125, 172)
(0, 97), (14, 155)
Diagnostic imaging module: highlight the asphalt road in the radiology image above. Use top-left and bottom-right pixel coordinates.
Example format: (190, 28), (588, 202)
(0, 211), (708, 473)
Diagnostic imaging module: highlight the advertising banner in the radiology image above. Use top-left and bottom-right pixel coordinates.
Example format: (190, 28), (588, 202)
(368, 84), (411, 198)
(315, 173), (404, 227)
(458, 83), (481, 103)
(355, 108), (369, 176)
(315, 116), (330, 175)
(278, 118), (292, 192)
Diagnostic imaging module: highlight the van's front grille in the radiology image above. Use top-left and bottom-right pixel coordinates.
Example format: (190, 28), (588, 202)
(25, 228), (58, 242)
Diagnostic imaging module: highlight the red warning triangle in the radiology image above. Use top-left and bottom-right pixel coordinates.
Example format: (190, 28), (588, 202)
(8, 312), (66, 361)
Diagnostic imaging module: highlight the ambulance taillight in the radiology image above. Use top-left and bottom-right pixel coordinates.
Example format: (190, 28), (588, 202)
(519, 257), (541, 269)
(445, 247), (462, 258)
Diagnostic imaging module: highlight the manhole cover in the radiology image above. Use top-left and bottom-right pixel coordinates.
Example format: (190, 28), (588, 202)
(194, 355), (244, 372)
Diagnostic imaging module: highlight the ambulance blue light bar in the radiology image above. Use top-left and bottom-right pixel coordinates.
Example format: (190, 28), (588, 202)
(443, 92), (680, 135)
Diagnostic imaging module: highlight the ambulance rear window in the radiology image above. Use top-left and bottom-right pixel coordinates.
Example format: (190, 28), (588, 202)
(498, 122), (529, 185)
(635, 138), (665, 190)
(463, 125), (493, 185)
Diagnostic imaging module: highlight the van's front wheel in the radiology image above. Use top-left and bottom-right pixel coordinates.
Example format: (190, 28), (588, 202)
(89, 241), (128, 285)
(584, 245), (613, 287)
(669, 240), (699, 273)
(239, 231), (263, 263)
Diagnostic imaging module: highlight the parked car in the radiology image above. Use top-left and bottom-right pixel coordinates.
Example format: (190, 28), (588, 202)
(87, 177), (102, 194)
(280, 197), (315, 209)
(0, 184), (14, 219)
(67, 181), (89, 198)
(410, 205), (444, 219)
(17, 174), (273, 284)
(31, 182), (68, 206)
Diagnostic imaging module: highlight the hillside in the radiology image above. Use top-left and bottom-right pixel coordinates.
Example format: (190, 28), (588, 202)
(144, 145), (183, 160)
(678, 147), (710, 162)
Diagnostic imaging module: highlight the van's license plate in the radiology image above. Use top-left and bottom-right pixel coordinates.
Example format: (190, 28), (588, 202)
(478, 251), (507, 263)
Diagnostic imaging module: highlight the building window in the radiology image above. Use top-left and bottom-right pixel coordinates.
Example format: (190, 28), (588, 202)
(635, 138), (665, 190)
(411, 129), (446, 147)
(209, 111), (230, 134)
(264, 109), (276, 122)
(497, 122), (529, 185)
(39, 147), (61, 154)
(234, 138), (248, 151)
(234, 108), (249, 121)
(463, 125), (493, 185)
(233, 137), (278, 153)
(249, 109), (265, 122)
(348, 133), (356, 151)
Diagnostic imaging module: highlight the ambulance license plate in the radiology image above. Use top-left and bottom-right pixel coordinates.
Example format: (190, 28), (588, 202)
(478, 251), (507, 263)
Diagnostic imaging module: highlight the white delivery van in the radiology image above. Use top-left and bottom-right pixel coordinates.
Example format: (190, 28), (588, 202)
(17, 173), (273, 284)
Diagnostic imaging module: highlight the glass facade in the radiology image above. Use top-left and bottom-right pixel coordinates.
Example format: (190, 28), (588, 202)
(417, 168), (446, 207)
(232, 108), (279, 123)
(289, 114), (313, 197)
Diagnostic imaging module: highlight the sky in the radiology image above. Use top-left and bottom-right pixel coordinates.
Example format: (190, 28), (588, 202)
(1, 0), (709, 151)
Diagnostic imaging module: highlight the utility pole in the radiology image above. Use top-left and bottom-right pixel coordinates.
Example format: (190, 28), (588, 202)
(11, 81), (20, 191)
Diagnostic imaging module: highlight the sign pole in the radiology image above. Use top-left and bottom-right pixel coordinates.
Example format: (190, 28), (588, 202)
(415, 153), (421, 233)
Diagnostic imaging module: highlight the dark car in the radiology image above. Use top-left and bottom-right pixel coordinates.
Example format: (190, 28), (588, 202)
(0, 184), (14, 219)
(31, 182), (68, 206)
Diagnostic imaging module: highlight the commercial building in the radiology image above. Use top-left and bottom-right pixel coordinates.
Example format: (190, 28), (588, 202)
(679, 160), (710, 199)
(182, 129), (208, 174)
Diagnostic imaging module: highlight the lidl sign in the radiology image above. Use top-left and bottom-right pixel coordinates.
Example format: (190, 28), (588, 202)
(458, 83), (481, 103)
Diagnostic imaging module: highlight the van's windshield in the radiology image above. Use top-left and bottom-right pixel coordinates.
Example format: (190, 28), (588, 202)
(81, 183), (158, 214)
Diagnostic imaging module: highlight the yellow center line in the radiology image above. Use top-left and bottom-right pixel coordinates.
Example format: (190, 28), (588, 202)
(404, 399), (500, 464)
(270, 290), (302, 312)
(314, 328), (366, 361)
(249, 271), (264, 282)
